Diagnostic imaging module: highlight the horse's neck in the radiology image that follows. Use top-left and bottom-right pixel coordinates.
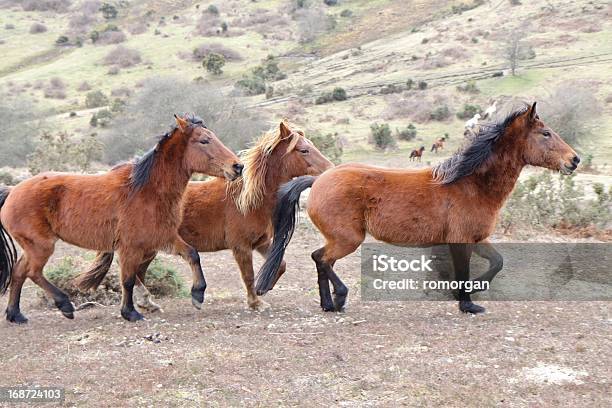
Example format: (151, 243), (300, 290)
(261, 161), (294, 212)
(466, 150), (524, 209)
(147, 150), (191, 203)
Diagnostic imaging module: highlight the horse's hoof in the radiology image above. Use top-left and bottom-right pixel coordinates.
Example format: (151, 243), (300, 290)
(191, 297), (203, 310)
(121, 308), (144, 322)
(459, 300), (485, 314)
(333, 290), (348, 312)
(6, 309), (28, 324)
(249, 299), (270, 312)
(56, 298), (75, 319)
(321, 303), (335, 312)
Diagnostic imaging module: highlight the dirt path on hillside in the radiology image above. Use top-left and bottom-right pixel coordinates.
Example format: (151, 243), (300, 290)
(0, 226), (610, 407)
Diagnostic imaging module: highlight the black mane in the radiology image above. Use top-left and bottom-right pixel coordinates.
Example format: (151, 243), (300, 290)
(432, 106), (527, 184)
(128, 114), (207, 193)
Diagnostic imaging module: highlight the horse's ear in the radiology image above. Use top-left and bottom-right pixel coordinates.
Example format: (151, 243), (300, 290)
(174, 114), (189, 132)
(528, 102), (537, 122)
(279, 121), (291, 138)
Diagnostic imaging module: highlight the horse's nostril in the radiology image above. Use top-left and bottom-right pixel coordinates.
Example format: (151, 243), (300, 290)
(233, 163), (244, 175)
(572, 155), (580, 165)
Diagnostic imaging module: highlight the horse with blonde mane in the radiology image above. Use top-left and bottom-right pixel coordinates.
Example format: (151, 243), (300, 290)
(255, 103), (580, 314)
(75, 121), (333, 311)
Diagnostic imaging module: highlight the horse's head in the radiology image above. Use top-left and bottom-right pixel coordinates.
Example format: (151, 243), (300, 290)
(175, 114), (243, 180)
(519, 102), (580, 175)
(277, 121), (334, 177)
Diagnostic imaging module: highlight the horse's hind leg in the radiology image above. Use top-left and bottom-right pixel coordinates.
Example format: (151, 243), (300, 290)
(173, 237), (206, 310)
(133, 252), (161, 313)
(6, 257), (29, 323)
(311, 235), (362, 312)
(470, 241), (503, 292)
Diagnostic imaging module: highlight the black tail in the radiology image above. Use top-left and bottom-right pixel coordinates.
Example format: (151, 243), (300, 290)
(0, 187), (17, 295)
(74, 252), (114, 291)
(255, 176), (316, 296)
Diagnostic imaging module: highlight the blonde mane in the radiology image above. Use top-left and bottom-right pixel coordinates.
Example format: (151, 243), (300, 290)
(231, 120), (302, 214)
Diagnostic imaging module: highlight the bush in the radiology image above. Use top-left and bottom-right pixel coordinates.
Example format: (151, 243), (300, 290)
(340, 9), (353, 17)
(406, 78), (414, 90)
(206, 4), (219, 15)
(202, 52), (225, 75)
(29, 23), (47, 34)
(456, 104), (481, 120)
(100, 3), (118, 19)
(192, 43), (242, 61)
(235, 76), (266, 96)
(309, 132), (343, 164)
(97, 29), (126, 45)
(418, 81), (428, 90)
(0, 171), (15, 186)
(315, 87), (348, 104)
(55, 35), (70, 45)
(21, 0), (72, 12)
(85, 90), (109, 108)
(429, 105), (451, 121)
(146, 259), (190, 298)
(456, 80), (479, 93)
(0, 97), (42, 166)
(501, 172), (611, 233)
(43, 77), (67, 99)
(5, 24), (15, 30)
(235, 56), (286, 95)
(324, 0), (338, 5)
(370, 123), (396, 151)
(101, 77), (266, 163)
(295, 6), (334, 43)
(396, 124), (417, 141)
(28, 131), (103, 175)
(540, 82), (601, 148)
(380, 84), (403, 94)
(332, 87), (347, 101)
(102, 46), (142, 68)
(90, 109), (113, 127)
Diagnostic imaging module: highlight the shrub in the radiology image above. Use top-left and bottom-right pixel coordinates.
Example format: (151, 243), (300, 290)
(206, 4), (219, 15)
(102, 77), (266, 163)
(332, 87), (347, 101)
(540, 82), (601, 148)
(192, 43), (242, 61)
(0, 97), (41, 166)
(28, 131), (103, 174)
(396, 124), (417, 141)
(90, 109), (113, 127)
(456, 80), (479, 93)
(146, 259), (190, 298)
(501, 172), (611, 233)
(295, 6), (334, 43)
(97, 29), (126, 45)
(324, 0), (338, 5)
(340, 9), (353, 17)
(43, 77), (67, 99)
(202, 52), (225, 75)
(370, 123), (396, 151)
(55, 35), (70, 45)
(5, 24), (15, 30)
(0, 171), (15, 186)
(221, 21), (228, 32)
(85, 90), (109, 108)
(456, 104), (482, 120)
(309, 132), (343, 164)
(29, 23), (47, 34)
(102, 46), (142, 68)
(235, 56), (286, 95)
(235, 76), (266, 96)
(418, 81), (428, 90)
(429, 105), (451, 121)
(21, 0), (72, 13)
(406, 78), (414, 90)
(380, 84), (403, 94)
(100, 3), (118, 19)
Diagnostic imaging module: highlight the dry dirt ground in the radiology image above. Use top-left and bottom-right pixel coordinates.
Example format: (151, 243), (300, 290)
(0, 224), (610, 407)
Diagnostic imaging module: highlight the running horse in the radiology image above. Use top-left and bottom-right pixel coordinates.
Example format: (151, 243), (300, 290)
(255, 103), (580, 314)
(0, 114), (243, 323)
(430, 136), (446, 153)
(409, 146), (425, 162)
(75, 121), (334, 311)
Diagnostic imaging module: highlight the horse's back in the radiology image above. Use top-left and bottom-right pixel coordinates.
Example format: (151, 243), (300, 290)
(1, 170), (127, 250)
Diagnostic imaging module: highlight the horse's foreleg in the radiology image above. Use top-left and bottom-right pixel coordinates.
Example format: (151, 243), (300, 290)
(449, 243), (485, 314)
(133, 252), (162, 313)
(470, 241), (503, 292)
(173, 237), (206, 310)
(256, 241), (286, 288)
(233, 246), (269, 311)
(117, 251), (145, 322)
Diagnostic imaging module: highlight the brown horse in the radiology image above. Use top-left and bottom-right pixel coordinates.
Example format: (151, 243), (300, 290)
(431, 136), (446, 153)
(255, 103), (580, 314)
(75, 121), (334, 311)
(0, 114), (242, 323)
(409, 146), (425, 162)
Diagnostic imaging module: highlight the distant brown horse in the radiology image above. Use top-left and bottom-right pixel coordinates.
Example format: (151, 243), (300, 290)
(409, 146), (425, 162)
(255, 103), (580, 314)
(75, 121), (334, 311)
(431, 136), (446, 153)
(0, 114), (242, 323)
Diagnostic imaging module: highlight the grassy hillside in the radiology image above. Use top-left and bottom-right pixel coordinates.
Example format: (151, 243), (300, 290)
(0, 0), (610, 169)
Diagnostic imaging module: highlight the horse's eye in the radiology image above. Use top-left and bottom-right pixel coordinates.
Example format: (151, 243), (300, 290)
(200, 139), (210, 145)
(299, 149), (309, 154)
(542, 131), (551, 138)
